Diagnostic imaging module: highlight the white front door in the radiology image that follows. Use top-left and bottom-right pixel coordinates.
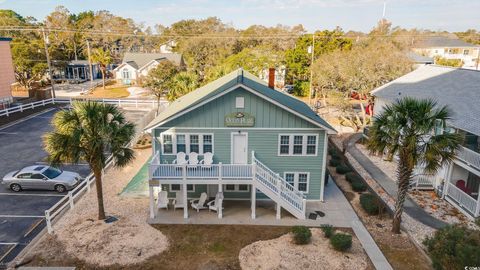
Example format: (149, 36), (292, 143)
(232, 133), (248, 164)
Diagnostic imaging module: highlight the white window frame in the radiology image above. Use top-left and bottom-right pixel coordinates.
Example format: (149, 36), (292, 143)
(122, 68), (130, 79)
(235, 97), (245, 109)
(283, 172), (310, 193)
(224, 184), (250, 192)
(277, 134), (318, 156)
(161, 132), (214, 155)
(170, 184), (195, 192)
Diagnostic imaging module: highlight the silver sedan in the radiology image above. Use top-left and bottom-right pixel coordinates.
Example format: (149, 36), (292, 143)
(1, 165), (81, 193)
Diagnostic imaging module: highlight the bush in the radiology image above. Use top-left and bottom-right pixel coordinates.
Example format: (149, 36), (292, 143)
(328, 147), (337, 156)
(351, 180), (367, 192)
(291, 226), (312, 245)
(330, 233), (352, 251)
(293, 80), (310, 97)
(336, 164), (351, 174)
(345, 172), (361, 183)
(320, 224), (334, 238)
(359, 193), (380, 215)
(475, 217), (480, 228)
(423, 225), (480, 270)
(329, 158), (341, 167)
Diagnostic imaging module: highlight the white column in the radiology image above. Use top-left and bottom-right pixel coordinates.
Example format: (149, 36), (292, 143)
(442, 163), (454, 199)
(476, 184), (480, 217)
(251, 184), (256, 219)
(149, 185), (155, 219)
(320, 133), (328, 202)
(218, 184), (223, 219)
(182, 165), (188, 219)
(276, 203), (281, 219)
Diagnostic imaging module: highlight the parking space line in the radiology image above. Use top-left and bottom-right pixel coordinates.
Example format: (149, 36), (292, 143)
(35, 161), (90, 166)
(0, 193), (65, 197)
(0, 132), (18, 135)
(24, 218), (44, 238)
(0, 215), (45, 218)
(0, 243), (17, 263)
(0, 243), (18, 245)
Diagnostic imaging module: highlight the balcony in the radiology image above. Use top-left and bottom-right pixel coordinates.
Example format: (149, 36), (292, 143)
(457, 146), (480, 170)
(149, 163), (253, 183)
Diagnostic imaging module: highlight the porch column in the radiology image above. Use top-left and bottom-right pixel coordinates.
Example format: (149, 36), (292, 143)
(251, 184), (256, 219)
(218, 184), (223, 219)
(442, 163), (454, 199)
(276, 203), (281, 219)
(182, 165), (188, 219)
(149, 185), (155, 219)
(476, 184), (480, 217)
(218, 162), (223, 219)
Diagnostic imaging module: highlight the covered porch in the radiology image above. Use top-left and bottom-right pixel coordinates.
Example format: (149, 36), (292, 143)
(443, 162), (480, 218)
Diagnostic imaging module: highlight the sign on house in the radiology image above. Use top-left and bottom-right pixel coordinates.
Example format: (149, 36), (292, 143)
(224, 112), (255, 127)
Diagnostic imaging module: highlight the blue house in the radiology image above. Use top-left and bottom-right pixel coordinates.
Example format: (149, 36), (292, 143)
(146, 69), (336, 221)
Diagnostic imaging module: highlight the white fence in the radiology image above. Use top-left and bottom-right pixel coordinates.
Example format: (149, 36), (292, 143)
(446, 182), (478, 217)
(0, 99), (56, 117)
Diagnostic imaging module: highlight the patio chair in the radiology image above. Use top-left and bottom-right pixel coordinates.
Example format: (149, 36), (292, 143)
(188, 152), (199, 165)
(455, 180), (473, 195)
(207, 192), (224, 212)
(190, 192), (208, 212)
(172, 192), (185, 211)
(200, 152), (214, 168)
(173, 152), (188, 166)
(157, 191), (169, 210)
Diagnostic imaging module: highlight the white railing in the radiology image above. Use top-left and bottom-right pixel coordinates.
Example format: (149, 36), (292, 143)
(457, 146), (480, 170)
(252, 153), (306, 216)
(0, 98), (56, 117)
(411, 174), (436, 190)
(149, 162), (252, 180)
(446, 182), (478, 216)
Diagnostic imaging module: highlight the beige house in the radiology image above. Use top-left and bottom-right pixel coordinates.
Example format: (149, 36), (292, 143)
(413, 36), (480, 69)
(0, 37), (15, 108)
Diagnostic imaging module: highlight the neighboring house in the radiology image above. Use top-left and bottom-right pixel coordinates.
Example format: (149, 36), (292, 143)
(372, 65), (480, 218)
(406, 51), (434, 68)
(146, 69), (336, 221)
(113, 52), (185, 85)
(412, 36), (480, 69)
(58, 60), (101, 83)
(159, 40), (177, 53)
(0, 37), (15, 108)
(259, 66), (287, 89)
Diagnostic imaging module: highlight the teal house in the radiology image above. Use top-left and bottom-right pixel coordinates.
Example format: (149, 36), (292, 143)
(146, 69), (336, 221)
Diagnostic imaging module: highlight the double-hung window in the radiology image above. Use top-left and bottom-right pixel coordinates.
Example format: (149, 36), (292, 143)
(170, 184), (194, 192)
(161, 133), (214, 155)
(224, 184), (250, 192)
(278, 134), (318, 156)
(284, 172), (309, 193)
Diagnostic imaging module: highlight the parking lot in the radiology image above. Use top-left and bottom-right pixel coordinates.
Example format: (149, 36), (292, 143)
(0, 105), (152, 266)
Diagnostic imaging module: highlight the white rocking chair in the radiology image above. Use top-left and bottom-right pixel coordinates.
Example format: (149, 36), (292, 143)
(207, 192), (224, 212)
(200, 152), (214, 168)
(172, 192), (185, 211)
(188, 152), (199, 165)
(173, 152), (188, 166)
(190, 192), (208, 212)
(157, 190), (169, 210)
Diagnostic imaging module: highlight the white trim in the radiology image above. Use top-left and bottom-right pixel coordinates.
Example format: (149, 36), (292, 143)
(283, 172), (310, 193)
(113, 62), (137, 71)
(169, 184), (195, 192)
(235, 96), (245, 108)
(138, 59), (160, 72)
(158, 127), (323, 131)
(223, 184), (250, 192)
(320, 133), (328, 201)
(230, 132), (249, 164)
(148, 83), (336, 133)
(161, 132), (214, 155)
(277, 134), (318, 156)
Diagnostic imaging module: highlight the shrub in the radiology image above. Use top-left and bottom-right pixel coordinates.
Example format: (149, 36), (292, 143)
(359, 193), (380, 215)
(475, 217), (480, 228)
(329, 158), (341, 167)
(291, 226), (312, 245)
(336, 164), (351, 174)
(330, 233), (352, 252)
(320, 224), (334, 238)
(328, 147), (337, 156)
(351, 180), (367, 192)
(293, 80), (310, 96)
(345, 172), (361, 183)
(423, 225), (480, 270)
(330, 152), (341, 160)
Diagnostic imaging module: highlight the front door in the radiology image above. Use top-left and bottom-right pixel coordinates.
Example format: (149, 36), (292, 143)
(232, 133), (248, 164)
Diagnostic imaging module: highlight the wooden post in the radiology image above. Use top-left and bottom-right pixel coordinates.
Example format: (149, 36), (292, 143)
(182, 165), (188, 219)
(149, 185), (155, 219)
(45, 210), (53, 234)
(68, 191), (74, 209)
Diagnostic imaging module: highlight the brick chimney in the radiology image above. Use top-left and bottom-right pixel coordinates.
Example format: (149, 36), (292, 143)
(268, 68), (275, 89)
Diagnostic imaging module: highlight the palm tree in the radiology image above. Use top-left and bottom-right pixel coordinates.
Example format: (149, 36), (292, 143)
(44, 101), (135, 220)
(367, 97), (461, 234)
(167, 71), (199, 101)
(91, 48), (112, 90)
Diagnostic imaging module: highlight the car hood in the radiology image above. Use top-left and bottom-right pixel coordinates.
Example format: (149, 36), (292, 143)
(2, 171), (18, 181)
(53, 171), (81, 184)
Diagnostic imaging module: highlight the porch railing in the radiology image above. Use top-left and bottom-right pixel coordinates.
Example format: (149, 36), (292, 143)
(446, 182), (477, 216)
(150, 163), (252, 180)
(457, 146), (480, 170)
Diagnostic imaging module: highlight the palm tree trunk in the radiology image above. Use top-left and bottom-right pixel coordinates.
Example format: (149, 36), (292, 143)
(93, 168), (106, 220)
(392, 154), (413, 234)
(101, 70), (106, 90)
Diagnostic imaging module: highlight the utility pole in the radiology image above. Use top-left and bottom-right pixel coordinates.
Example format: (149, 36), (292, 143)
(42, 28), (56, 98)
(308, 33), (315, 107)
(476, 47), (480, 70)
(86, 39), (94, 92)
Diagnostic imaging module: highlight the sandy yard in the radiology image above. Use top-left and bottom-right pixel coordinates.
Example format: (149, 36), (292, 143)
(239, 228), (368, 270)
(29, 148), (168, 266)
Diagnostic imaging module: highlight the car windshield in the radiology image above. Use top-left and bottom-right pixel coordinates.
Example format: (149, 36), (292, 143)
(43, 167), (62, 179)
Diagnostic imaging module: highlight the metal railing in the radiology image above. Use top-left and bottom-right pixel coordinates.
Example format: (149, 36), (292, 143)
(457, 146), (480, 170)
(446, 182), (478, 216)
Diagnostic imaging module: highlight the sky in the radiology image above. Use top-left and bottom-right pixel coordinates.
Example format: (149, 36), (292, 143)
(1, 0), (479, 33)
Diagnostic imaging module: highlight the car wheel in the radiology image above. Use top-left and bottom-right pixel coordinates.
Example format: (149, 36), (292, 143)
(55, 184), (66, 193)
(10, 183), (22, 192)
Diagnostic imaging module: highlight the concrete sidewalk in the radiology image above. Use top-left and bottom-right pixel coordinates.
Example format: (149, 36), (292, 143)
(346, 133), (447, 230)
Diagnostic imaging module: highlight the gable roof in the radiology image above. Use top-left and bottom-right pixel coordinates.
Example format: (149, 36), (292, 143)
(121, 52), (183, 70)
(415, 36), (479, 48)
(372, 65), (480, 136)
(145, 69), (336, 133)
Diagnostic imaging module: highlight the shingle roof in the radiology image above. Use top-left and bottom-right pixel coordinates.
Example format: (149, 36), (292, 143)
(122, 52), (184, 69)
(145, 69), (336, 133)
(407, 52), (434, 64)
(415, 36), (478, 48)
(372, 65), (480, 135)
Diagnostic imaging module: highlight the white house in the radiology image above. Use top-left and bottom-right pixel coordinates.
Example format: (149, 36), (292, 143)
(113, 52), (185, 85)
(372, 65), (480, 218)
(412, 36), (480, 69)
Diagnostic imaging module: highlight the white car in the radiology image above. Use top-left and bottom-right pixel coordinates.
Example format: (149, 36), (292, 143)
(1, 165), (81, 193)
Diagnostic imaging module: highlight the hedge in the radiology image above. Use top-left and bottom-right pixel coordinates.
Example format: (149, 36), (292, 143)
(320, 224), (334, 238)
(345, 172), (361, 183)
(329, 158), (341, 167)
(360, 193), (380, 215)
(336, 164), (352, 174)
(292, 226), (312, 245)
(351, 180), (367, 192)
(330, 233), (352, 252)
